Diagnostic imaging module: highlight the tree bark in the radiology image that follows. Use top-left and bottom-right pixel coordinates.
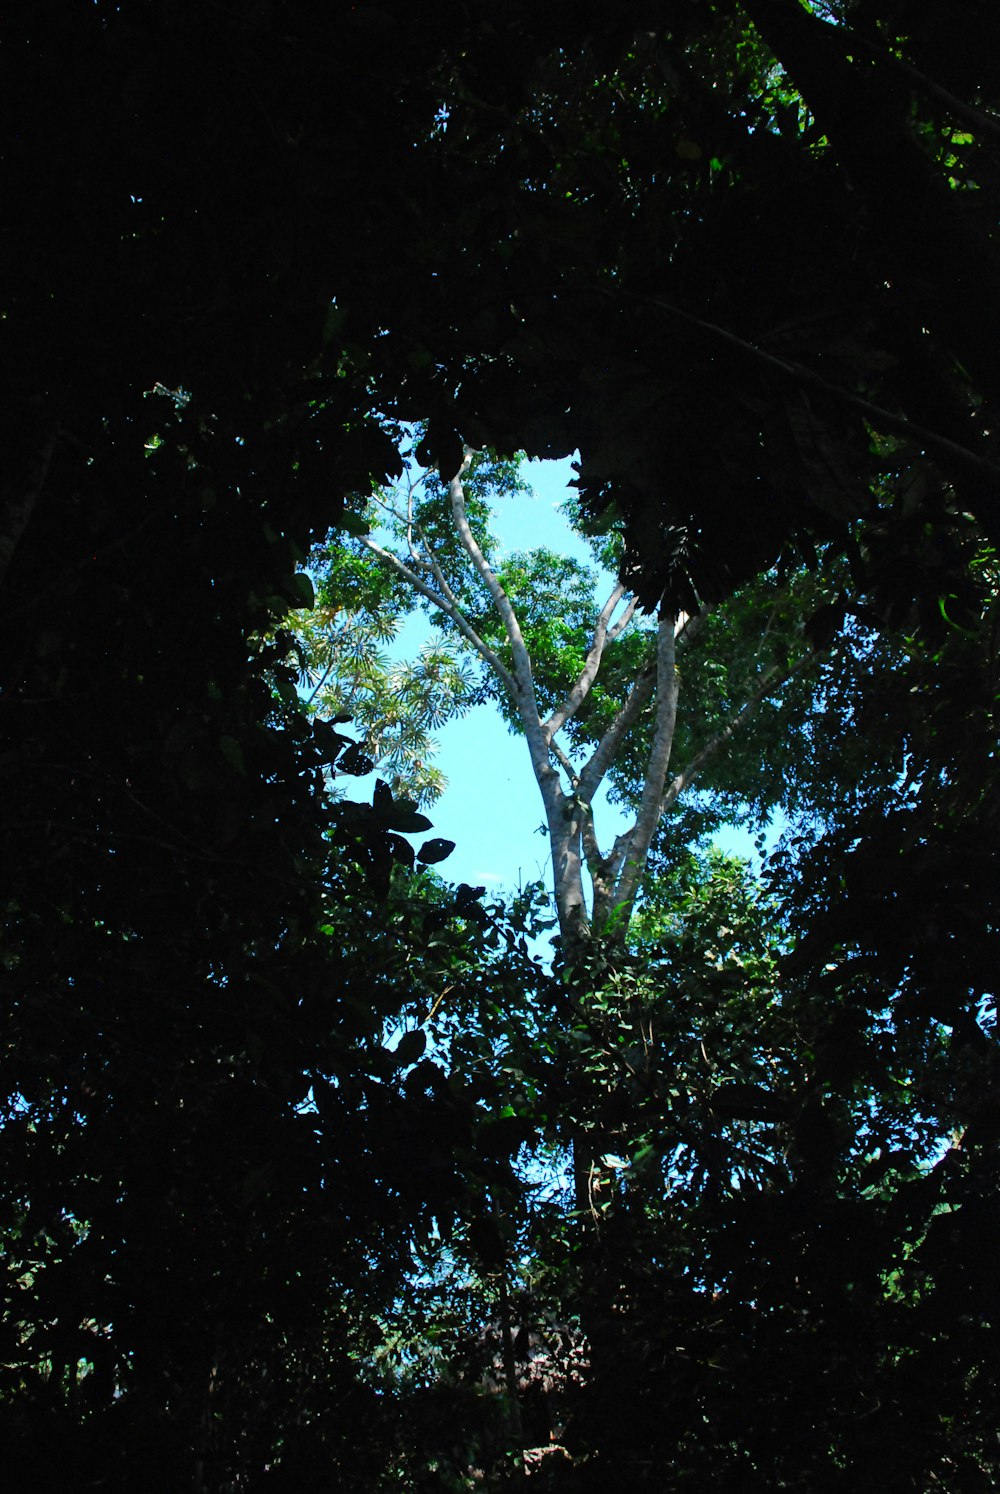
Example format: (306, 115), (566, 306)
(608, 610), (680, 929)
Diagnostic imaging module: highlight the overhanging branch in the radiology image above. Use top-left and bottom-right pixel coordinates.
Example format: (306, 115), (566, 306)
(582, 284), (1000, 489)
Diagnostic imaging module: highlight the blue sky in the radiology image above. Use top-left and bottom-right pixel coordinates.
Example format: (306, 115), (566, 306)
(352, 453), (762, 895)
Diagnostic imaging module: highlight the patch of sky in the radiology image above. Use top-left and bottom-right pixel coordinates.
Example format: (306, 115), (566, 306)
(349, 453), (779, 897)
(369, 454), (620, 892)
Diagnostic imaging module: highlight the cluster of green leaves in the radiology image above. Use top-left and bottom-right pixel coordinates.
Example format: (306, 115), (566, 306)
(296, 603), (478, 804)
(298, 446), (529, 803)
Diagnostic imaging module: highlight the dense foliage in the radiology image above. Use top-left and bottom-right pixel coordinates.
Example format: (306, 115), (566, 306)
(3, 2), (999, 1489)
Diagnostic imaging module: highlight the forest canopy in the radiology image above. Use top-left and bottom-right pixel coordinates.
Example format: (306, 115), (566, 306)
(2, 2), (1000, 1489)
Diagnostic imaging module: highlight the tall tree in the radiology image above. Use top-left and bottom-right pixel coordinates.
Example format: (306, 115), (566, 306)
(306, 446), (858, 954)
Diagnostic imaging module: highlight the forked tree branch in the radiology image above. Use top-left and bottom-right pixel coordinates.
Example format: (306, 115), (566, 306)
(833, 21), (1000, 144)
(549, 737), (581, 792)
(360, 532), (519, 699)
(575, 604), (698, 810)
(583, 283), (1000, 489)
(611, 613), (680, 922)
(575, 660), (657, 809)
(579, 803), (604, 879)
(416, 524), (464, 614)
(542, 583), (636, 743)
(448, 459), (561, 809)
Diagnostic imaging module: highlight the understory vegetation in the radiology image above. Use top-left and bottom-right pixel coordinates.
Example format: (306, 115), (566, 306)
(3, 2), (1000, 1488)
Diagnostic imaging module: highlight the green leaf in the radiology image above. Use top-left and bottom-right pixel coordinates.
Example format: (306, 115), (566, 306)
(373, 786), (433, 833)
(386, 810), (434, 833)
(337, 510), (371, 538)
(393, 1029), (427, 1067)
(339, 743), (374, 775)
(292, 572), (315, 608)
(386, 833), (416, 869)
(313, 718), (348, 762)
(417, 837), (455, 864)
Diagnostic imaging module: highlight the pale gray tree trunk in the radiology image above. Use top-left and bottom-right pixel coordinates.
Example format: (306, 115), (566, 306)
(360, 453), (813, 958)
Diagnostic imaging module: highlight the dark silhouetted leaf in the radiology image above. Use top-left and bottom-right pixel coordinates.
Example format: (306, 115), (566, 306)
(417, 837), (455, 865)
